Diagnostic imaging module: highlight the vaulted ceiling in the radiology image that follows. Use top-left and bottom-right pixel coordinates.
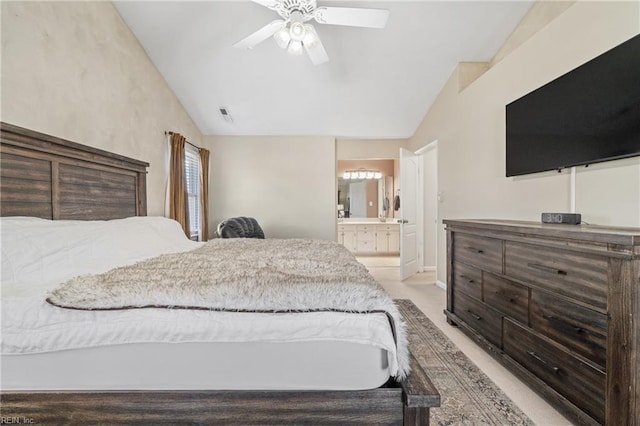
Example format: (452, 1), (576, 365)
(114, 1), (534, 138)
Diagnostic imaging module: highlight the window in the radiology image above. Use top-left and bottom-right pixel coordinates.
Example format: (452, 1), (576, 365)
(185, 145), (201, 241)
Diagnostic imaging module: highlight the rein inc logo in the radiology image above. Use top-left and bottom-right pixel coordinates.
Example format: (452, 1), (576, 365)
(1, 418), (34, 424)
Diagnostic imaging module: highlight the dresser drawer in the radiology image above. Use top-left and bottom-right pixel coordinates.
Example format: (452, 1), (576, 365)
(453, 233), (502, 274)
(504, 241), (608, 311)
(531, 291), (607, 370)
(356, 224), (375, 233)
(503, 319), (605, 423)
(483, 273), (529, 324)
(453, 291), (502, 347)
(452, 261), (482, 299)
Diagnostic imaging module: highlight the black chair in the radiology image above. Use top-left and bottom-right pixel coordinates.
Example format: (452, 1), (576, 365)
(216, 217), (265, 239)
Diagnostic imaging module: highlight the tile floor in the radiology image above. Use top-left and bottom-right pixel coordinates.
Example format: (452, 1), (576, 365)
(359, 255), (572, 426)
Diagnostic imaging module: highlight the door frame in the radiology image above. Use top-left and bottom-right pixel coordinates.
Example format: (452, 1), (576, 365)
(415, 140), (438, 282)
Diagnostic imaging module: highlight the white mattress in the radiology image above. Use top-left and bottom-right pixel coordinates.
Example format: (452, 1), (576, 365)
(2, 341), (390, 391)
(1, 216), (398, 390)
(3, 293), (396, 391)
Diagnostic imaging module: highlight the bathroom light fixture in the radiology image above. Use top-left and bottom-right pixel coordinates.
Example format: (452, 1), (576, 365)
(343, 170), (382, 180)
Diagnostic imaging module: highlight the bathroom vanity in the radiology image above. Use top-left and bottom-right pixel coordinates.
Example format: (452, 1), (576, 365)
(337, 221), (400, 254)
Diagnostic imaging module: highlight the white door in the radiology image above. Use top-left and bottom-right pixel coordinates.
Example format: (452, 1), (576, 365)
(400, 148), (419, 280)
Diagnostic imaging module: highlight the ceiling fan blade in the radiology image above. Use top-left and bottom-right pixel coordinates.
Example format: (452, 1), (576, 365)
(314, 7), (389, 29)
(233, 20), (285, 50)
(305, 38), (329, 65)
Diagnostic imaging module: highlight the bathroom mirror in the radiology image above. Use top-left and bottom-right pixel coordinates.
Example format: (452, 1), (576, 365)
(338, 177), (393, 218)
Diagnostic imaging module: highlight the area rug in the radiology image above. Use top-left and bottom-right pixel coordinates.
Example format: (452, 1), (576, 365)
(395, 299), (534, 425)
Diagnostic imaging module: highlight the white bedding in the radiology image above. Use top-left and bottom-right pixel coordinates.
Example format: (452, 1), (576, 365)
(1, 216), (400, 389)
(1, 216), (202, 298)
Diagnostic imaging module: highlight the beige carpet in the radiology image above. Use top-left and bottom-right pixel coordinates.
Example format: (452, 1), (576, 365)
(356, 256), (400, 267)
(396, 299), (534, 425)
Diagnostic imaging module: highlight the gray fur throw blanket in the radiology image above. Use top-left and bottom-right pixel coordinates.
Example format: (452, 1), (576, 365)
(47, 238), (409, 379)
(217, 216), (265, 239)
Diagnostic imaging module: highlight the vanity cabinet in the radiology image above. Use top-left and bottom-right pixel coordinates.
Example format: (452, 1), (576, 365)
(337, 225), (357, 252)
(444, 219), (640, 425)
(376, 224), (400, 253)
(356, 224), (376, 253)
(338, 223), (399, 254)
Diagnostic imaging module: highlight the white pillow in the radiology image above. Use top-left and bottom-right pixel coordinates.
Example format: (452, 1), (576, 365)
(1, 216), (202, 297)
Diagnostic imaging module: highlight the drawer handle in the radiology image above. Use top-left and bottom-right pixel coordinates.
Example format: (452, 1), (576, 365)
(542, 314), (587, 335)
(460, 274), (476, 284)
(527, 351), (560, 374)
(495, 290), (516, 303)
(467, 309), (482, 321)
(528, 263), (567, 276)
(465, 246), (484, 254)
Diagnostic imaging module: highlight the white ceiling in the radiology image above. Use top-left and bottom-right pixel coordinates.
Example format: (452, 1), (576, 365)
(113, 1), (534, 139)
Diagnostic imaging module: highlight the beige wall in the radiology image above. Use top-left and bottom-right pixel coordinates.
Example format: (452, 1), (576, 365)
(365, 180), (378, 218)
(205, 135), (336, 240)
(337, 138), (407, 160)
(1, 1), (202, 216)
(408, 0), (640, 285)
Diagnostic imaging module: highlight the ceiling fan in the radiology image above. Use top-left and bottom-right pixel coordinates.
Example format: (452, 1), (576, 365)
(233, 0), (390, 65)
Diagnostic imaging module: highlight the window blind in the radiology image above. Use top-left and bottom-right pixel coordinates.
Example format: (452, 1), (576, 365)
(185, 146), (201, 241)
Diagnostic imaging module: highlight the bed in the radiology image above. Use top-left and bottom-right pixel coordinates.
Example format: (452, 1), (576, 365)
(0, 122), (439, 424)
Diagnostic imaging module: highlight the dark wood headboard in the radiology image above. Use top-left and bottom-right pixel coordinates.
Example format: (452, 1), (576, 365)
(0, 122), (149, 220)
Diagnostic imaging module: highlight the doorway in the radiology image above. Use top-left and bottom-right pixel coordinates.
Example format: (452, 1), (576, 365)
(416, 140), (438, 279)
(337, 158), (401, 267)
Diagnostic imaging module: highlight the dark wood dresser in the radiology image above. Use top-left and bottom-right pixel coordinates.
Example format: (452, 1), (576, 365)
(443, 219), (639, 425)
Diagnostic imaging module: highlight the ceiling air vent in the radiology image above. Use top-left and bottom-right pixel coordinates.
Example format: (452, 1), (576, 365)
(219, 107), (233, 123)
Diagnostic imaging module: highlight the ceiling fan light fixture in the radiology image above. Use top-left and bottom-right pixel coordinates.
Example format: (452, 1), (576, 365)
(289, 21), (306, 42)
(302, 24), (318, 48)
(287, 40), (304, 55)
(273, 26), (291, 49)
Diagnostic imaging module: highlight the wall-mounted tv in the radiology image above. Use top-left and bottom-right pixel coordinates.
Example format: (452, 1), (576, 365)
(506, 34), (640, 177)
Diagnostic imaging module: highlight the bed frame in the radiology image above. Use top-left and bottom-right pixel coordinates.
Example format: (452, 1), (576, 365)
(0, 122), (440, 425)
(0, 122), (148, 219)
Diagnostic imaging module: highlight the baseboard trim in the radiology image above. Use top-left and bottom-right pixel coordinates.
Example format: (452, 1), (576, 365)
(422, 266), (436, 272)
(435, 280), (447, 291)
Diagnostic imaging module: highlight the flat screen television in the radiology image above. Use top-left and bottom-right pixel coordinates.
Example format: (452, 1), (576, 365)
(506, 34), (640, 177)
